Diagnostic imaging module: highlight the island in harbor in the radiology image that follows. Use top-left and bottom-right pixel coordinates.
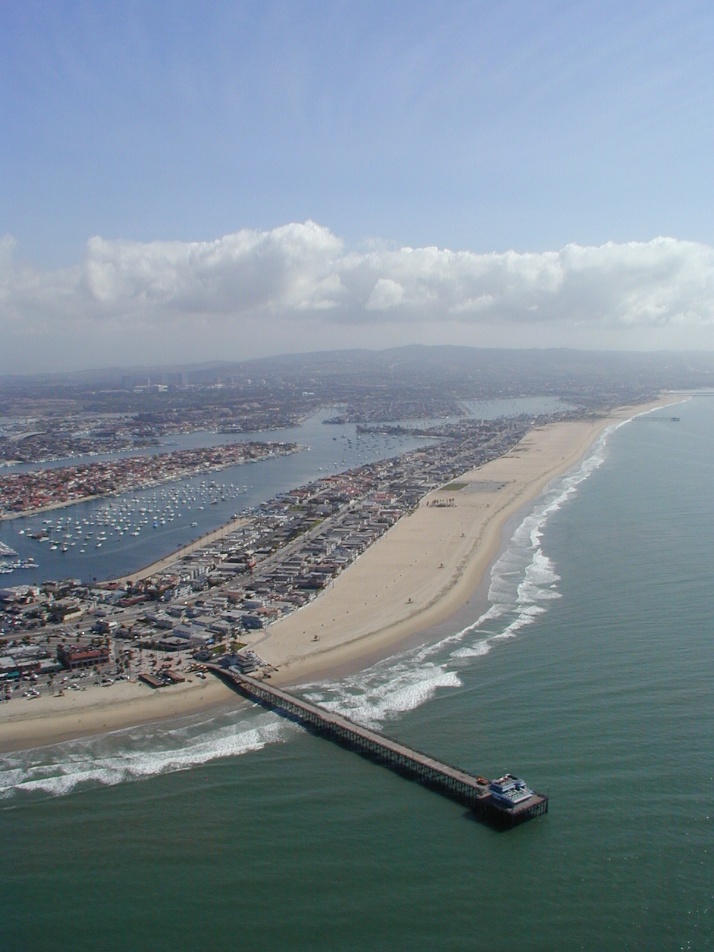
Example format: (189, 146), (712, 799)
(0, 440), (302, 518)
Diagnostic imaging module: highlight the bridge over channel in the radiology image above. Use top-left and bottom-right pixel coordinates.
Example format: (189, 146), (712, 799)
(206, 664), (548, 829)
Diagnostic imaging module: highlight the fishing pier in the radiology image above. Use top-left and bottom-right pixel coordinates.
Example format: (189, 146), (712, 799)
(206, 664), (548, 829)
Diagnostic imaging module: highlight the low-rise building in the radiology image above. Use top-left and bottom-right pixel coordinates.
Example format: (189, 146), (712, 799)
(57, 644), (111, 669)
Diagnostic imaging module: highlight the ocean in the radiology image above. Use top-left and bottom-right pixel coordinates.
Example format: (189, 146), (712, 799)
(1, 396), (712, 951)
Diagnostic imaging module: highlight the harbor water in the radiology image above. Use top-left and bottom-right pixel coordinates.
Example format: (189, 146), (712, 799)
(1, 396), (712, 950)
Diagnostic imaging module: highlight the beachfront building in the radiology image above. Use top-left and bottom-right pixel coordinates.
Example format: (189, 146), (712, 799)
(0, 656), (20, 680)
(57, 644), (111, 670)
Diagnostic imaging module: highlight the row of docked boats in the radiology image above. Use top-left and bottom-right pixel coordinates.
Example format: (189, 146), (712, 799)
(0, 542), (33, 574)
(8, 478), (248, 566)
(0, 557), (38, 574)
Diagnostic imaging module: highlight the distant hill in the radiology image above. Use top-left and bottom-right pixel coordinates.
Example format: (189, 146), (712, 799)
(1, 345), (713, 396)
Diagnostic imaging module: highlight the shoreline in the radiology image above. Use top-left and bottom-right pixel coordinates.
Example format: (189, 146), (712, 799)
(258, 414), (615, 683)
(0, 675), (239, 754)
(0, 395), (685, 753)
(110, 515), (249, 585)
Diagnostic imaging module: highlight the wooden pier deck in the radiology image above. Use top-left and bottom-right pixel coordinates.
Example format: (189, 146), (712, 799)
(206, 664), (548, 828)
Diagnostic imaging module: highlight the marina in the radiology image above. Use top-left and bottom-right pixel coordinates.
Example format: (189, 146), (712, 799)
(4, 1), (712, 939)
(0, 409), (439, 584)
(0, 542), (34, 575)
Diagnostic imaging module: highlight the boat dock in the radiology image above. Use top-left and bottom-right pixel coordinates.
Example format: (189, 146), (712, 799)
(206, 664), (548, 829)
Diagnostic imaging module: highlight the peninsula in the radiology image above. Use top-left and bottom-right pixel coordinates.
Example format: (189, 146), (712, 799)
(0, 392), (683, 751)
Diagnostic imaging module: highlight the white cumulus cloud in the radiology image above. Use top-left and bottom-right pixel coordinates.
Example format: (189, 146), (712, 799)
(2, 224), (714, 370)
(366, 277), (405, 310)
(82, 220), (345, 316)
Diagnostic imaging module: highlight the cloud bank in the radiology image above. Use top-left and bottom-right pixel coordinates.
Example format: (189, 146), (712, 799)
(2, 223), (714, 370)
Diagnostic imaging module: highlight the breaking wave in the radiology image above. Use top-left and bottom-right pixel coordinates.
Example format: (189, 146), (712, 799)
(0, 707), (291, 802)
(304, 659), (462, 731)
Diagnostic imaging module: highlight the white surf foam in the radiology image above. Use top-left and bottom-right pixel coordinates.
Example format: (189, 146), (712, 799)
(0, 708), (290, 801)
(304, 659), (462, 731)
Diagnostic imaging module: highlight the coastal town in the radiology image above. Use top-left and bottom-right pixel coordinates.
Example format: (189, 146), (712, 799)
(0, 344), (698, 465)
(1, 342), (703, 710)
(0, 412), (540, 697)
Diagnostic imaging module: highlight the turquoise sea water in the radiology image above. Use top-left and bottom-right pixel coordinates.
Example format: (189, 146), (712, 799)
(1, 397), (713, 951)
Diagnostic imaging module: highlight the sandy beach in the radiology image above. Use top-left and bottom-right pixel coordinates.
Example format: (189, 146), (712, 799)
(0, 395), (683, 752)
(0, 676), (236, 753)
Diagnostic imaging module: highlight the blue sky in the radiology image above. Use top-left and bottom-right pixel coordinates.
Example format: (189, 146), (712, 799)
(3, 0), (714, 371)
